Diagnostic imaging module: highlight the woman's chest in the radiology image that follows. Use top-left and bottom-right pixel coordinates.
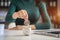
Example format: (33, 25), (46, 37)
(15, 1), (37, 10)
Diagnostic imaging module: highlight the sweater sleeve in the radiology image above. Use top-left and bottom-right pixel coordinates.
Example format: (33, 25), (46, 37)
(5, 3), (16, 23)
(35, 2), (52, 29)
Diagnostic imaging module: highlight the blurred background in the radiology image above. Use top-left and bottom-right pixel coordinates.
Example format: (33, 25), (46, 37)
(0, 0), (60, 29)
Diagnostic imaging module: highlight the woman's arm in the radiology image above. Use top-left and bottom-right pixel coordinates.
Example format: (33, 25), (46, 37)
(35, 2), (52, 29)
(5, 3), (16, 22)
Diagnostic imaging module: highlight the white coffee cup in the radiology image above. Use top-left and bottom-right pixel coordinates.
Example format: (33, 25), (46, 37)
(0, 24), (4, 35)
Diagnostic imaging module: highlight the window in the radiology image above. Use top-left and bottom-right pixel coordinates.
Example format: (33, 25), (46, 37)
(0, 0), (10, 7)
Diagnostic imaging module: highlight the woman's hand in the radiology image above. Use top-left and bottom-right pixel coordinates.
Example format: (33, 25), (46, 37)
(12, 12), (19, 19)
(18, 10), (28, 20)
(12, 10), (28, 20)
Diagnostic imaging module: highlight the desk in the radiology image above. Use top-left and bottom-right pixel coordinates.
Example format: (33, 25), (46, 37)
(0, 29), (60, 40)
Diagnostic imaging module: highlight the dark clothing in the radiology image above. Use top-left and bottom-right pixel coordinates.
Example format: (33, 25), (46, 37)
(15, 18), (25, 26)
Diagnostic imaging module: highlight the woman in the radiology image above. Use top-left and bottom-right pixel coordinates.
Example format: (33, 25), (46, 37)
(5, 0), (51, 30)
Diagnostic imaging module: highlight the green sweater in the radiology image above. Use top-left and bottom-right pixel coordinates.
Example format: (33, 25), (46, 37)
(5, 0), (51, 29)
